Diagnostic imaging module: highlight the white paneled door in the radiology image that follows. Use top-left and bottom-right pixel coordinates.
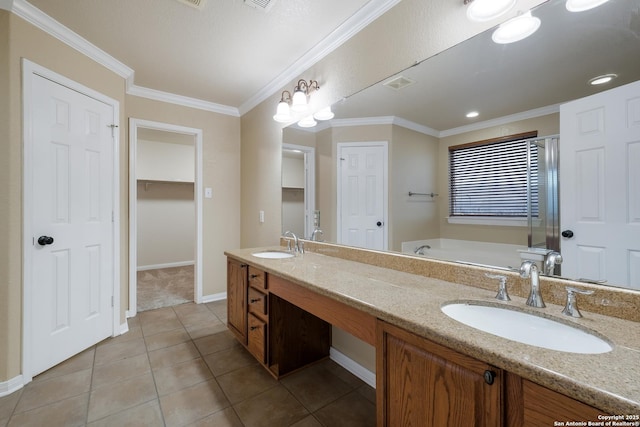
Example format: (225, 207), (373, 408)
(560, 80), (640, 289)
(29, 73), (115, 375)
(338, 142), (388, 251)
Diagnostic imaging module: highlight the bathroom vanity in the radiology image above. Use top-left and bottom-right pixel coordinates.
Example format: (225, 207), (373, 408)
(225, 243), (639, 426)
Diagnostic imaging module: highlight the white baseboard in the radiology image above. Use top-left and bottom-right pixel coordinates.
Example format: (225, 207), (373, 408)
(136, 261), (194, 271)
(201, 292), (226, 304)
(0, 375), (24, 398)
(330, 347), (376, 389)
(119, 320), (129, 335)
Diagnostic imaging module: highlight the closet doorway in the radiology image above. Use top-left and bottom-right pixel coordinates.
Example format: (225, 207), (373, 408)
(282, 144), (315, 239)
(129, 119), (203, 316)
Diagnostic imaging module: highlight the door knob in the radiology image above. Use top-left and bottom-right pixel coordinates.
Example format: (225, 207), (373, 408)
(376, 221), (384, 227)
(38, 236), (54, 246)
(561, 230), (574, 238)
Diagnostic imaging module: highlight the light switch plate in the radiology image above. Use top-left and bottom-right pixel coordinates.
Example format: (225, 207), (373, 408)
(204, 187), (213, 198)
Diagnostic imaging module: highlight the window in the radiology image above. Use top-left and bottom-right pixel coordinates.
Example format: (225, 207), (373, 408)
(449, 131), (538, 218)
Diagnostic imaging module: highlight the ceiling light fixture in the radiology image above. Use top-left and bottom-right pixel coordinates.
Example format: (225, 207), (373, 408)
(589, 73), (617, 85)
(465, 0), (516, 22)
(566, 0), (610, 12)
(491, 11), (541, 44)
(466, 111), (479, 118)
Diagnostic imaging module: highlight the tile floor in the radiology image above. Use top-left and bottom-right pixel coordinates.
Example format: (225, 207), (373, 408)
(0, 301), (376, 427)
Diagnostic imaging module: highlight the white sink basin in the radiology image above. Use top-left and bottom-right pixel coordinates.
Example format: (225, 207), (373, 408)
(441, 302), (612, 354)
(251, 251), (294, 259)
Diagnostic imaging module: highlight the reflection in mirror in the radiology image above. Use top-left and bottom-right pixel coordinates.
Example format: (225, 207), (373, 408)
(282, 0), (640, 290)
(281, 143), (316, 240)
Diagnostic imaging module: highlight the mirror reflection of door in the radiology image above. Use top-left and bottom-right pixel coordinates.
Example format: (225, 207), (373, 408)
(136, 129), (196, 311)
(282, 145), (315, 239)
(337, 141), (388, 251)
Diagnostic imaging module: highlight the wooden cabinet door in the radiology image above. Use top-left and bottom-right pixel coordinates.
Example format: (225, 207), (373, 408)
(227, 258), (247, 344)
(377, 321), (502, 427)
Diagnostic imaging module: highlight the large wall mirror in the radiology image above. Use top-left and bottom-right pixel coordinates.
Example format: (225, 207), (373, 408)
(282, 0), (640, 290)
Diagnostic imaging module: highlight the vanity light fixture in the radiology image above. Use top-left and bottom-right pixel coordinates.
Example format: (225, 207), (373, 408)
(491, 10), (541, 44)
(297, 115), (318, 128)
(291, 79), (320, 113)
(273, 90), (293, 123)
(589, 73), (617, 85)
(273, 79), (321, 123)
(466, 111), (479, 118)
(465, 0), (516, 22)
(566, 0), (610, 12)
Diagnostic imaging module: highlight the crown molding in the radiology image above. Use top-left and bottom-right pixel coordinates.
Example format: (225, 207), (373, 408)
(439, 104), (561, 138)
(392, 117), (439, 138)
(284, 105), (560, 137)
(237, 0), (403, 116)
(12, 0), (133, 78)
(127, 84), (240, 117)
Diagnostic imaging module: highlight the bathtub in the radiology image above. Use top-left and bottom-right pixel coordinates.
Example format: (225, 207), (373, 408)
(401, 238), (526, 270)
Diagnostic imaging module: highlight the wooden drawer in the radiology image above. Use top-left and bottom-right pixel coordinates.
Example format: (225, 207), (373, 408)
(247, 313), (267, 364)
(248, 266), (266, 289)
(248, 287), (268, 319)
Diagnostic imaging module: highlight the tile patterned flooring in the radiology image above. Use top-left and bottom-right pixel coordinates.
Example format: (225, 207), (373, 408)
(0, 301), (376, 427)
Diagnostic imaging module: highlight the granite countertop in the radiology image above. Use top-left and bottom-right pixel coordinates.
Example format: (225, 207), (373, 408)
(225, 246), (640, 415)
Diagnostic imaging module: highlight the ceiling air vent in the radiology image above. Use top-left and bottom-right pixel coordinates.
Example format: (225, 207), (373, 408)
(383, 76), (416, 91)
(244, 0), (277, 12)
(176, 0), (206, 10)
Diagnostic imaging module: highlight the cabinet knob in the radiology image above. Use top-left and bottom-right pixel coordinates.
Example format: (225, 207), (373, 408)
(484, 370), (496, 385)
(250, 326), (260, 331)
(250, 298), (261, 303)
(250, 274), (259, 279)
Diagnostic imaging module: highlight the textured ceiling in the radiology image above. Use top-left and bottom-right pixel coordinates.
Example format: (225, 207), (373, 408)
(25, 0), (372, 109)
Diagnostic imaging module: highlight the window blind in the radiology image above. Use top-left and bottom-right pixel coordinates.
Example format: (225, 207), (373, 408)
(449, 137), (538, 217)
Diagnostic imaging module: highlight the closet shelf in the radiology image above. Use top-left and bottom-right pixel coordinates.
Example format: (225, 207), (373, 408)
(137, 178), (194, 184)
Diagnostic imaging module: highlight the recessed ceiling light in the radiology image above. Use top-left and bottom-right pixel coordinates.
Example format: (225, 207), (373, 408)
(589, 74), (617, 85)
(466, 0), (516, 22)
(466, 111), (479, 118)
(566, 0), (610, 12)
(492, 11), (541, 44)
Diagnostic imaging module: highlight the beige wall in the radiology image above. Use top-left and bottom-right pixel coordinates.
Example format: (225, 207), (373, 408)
(390, 126), (439, 251)
(437, 113), (560, 244)
(136, 182), (196, 268)
(0, 9), (13, 385)
(0, 12), (241, 384)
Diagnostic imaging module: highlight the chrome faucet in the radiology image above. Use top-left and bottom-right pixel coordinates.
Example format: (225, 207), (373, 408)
(562, 286), (594, 318)
(414, 244), (431, 255)
(543, 251), (563, 276)
(310, 228), (324, 242)
(283, 231), (300, 253)
(520, 260), (545, 308)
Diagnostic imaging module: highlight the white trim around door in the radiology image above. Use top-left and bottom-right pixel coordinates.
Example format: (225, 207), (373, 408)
(128, 119), (204, 317)
(22, 58), (121, 384)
